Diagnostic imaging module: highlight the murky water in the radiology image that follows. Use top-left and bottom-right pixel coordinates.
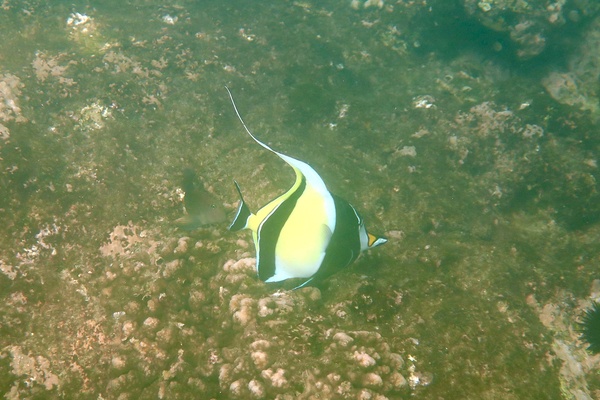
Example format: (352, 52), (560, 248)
(1, 1), (599, 399)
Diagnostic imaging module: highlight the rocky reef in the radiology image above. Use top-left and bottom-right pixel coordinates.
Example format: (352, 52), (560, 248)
(0, 1), (599, 399)
(462, 0), (600, 59)
(542, 15), (600, 119)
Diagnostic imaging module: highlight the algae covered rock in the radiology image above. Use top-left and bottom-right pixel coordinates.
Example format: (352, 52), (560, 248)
(462, 0), (600, 58)
(1, 0), (599, 399)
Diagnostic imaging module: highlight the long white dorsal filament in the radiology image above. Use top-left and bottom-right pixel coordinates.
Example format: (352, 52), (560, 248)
(225, 86), (276, 154)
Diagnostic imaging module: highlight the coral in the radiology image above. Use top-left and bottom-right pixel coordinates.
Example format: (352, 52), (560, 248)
(66, 12), (107, 54)
(542, 16), (600, 118)
(4, 346), (60, 391)
(462, 0), (600, 59)
(527, 281), (600, 399)
(0, 74), (26, 124)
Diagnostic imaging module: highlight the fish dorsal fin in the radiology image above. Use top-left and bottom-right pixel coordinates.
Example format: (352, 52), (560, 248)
(225, 87), (329, 196)
(226, 86), (278, 155)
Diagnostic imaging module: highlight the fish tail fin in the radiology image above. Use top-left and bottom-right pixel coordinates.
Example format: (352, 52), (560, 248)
(229, 181), (252, 231)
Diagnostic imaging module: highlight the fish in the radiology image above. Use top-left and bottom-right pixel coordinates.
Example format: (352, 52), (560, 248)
(226, 87), (387, 289)
(175, 168), (227, 230)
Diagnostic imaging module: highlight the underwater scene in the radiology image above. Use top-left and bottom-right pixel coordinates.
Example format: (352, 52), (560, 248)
(1, 0), (600, 398)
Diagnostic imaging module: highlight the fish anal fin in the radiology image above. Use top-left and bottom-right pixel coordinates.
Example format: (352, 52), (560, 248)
(291, 276), (315, 290)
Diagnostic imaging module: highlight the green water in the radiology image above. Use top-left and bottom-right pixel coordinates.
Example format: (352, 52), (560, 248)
(1, 1), (599, 399)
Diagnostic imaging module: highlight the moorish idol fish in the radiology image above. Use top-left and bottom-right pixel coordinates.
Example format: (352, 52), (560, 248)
(175, 168), (227, 230)
(226, 87), (387, 289)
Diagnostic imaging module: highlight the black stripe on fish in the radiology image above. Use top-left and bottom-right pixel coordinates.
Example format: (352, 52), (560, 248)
(309, 195), (362, 283)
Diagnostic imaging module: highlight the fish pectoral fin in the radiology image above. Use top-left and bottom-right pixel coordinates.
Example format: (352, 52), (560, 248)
(320, 224), (333, 252)
(229, 181), (252, 231)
